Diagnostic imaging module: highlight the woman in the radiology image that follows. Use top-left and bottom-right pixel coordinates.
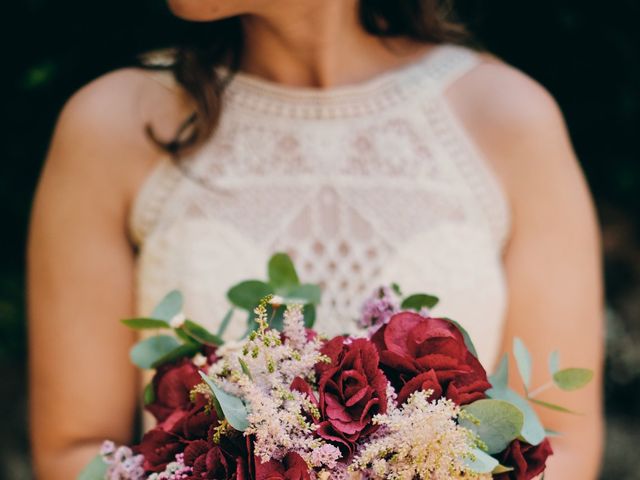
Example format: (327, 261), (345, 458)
(28, 0), (603, 478)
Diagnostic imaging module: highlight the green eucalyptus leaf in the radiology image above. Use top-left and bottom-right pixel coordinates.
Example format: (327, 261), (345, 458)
(268, 253), (300, 290)
(175, 328), (194, 344)
(548, 350), (560, 375)
(281, 284), (322, 305)
(182, 320), (224, 346)
(267, 305), (285, 331)
(151, 343), (201, 369)
(244, 311), (260, 337)
(401, 293), (439, 311)
(528, 398), (578, 414)
(303, 304), (316, 328)
(553, 368), (594, 391)
(77, 453), (108, 480)
(492, 464), (515, 474)
(391, 282), (403, 296)
(151, 290), (183, 322)
(465, 447), (499, 474)
(513, 337), (532, 390)
(461, 399), (524, 454)
(238, 358), (252, 379)
(198, 372), (249, 431)
(486, 386), (546, 446)
(143, 382), (156, 406)
(489, 354), (509, 393)
(445, 318), (479, 359)
(227, 280), (273, 311)
(544, 428), (562, 437)
(130, 335), (181, 369)
(217, 308), (234, 337)
(121, 318), (170, 329)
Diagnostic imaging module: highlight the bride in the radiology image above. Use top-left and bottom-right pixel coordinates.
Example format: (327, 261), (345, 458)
(28, 0), (603, 478)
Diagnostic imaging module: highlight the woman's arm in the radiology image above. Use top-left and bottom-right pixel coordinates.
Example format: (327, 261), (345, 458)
(448, 61), (604, 478)
(28, 68), (188, 478)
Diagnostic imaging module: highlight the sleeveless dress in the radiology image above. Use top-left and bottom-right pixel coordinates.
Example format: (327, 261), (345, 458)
(129, 44), (511, 370)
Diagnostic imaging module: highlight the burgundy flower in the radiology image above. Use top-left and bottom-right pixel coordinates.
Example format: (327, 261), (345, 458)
(396, 369), (442, 405)
(312, 337), (388, 457)
(162, 396), (214, 440)
(495, 439), (554, 480)
(184, 440), (233, 479)
(203, 345), (221, 365)
(146, 358), (204, 422)
(371, 312), (490, 405)
(254, 452), (311, 480)
(135, 429), (183, 473)
(135, 358), (222, 474)
(182, 432), (253, 480)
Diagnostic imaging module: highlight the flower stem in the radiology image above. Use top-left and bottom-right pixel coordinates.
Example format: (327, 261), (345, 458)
(528, 381), (554, 399)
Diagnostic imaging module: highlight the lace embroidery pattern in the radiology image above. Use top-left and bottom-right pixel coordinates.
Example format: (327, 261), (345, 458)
(129, 44), (511, 368)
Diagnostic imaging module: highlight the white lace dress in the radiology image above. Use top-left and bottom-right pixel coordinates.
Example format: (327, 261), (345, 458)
(129, 44), (511, 369)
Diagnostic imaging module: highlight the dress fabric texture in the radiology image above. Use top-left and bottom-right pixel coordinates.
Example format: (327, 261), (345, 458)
(129, 44), (511, 369)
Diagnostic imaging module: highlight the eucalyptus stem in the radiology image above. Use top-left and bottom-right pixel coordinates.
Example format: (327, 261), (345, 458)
(528, 381), (554, 399)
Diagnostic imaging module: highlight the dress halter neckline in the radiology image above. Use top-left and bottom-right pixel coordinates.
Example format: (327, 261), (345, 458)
(221, 44), (478, 119)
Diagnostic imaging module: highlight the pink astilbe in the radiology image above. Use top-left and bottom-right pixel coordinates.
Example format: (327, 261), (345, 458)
(358, 286), (401, 331)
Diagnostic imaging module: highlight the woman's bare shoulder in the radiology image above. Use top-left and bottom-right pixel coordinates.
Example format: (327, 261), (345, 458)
(58, 67), (191, 153)
(445, 54), (581, 199)
(447, 55), (564, 150)
(47, 67), (191, 204)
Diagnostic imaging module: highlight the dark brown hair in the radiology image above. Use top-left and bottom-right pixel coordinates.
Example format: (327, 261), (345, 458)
(143, 0), (467, 157)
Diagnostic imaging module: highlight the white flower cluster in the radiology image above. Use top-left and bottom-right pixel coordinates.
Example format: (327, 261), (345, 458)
(349, 390), (490, 480)
(207, 302), (340, 469)
(100, 441), (145, 480)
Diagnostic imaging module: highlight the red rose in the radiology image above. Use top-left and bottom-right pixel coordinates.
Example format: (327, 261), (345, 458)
(255, 452), (311, 480)
(314, 337), (388, 457)
(135, 429), (183, 472)
(161, 396), (214, 440)
(371, 312), (490, 405)
(495, 439), (553, 480)
(146, 359), (204, 422)
(184, 440), (235, 479)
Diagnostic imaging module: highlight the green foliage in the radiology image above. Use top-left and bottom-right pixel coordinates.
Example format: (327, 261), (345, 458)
(268, 253), (300, 291)
(528, 398), (577, 414)
(151, 343), (200, 368)
(513, 337), (532, 390)
(400, 293), (439, 311)
(486, 385), (547, 446)
(217, 308), (234, 337)
(283, 284), (322, 305)
(227, 280), (273, 310)
(553, 368), (594, 391)
(130, 335), (182, 369)
(181, 320), (223, 346)
(465, 447), (499, 474)
(445, 318), (479, 359)
(548, 351), (560, 375)
(151, 290), (183, 322)
(121, 318), (170, 329)
(77, 454), (108, 480)
(198, 372), (249, 431)
(488, 352), (546, 446)
(143, 382), (155, 406)
(227, 253), (321, 332)
(461, 399), (525, 454)
(489, 354), (509, 392)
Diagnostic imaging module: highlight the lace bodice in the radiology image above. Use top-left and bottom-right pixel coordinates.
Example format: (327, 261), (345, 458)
(130, 45), (511, 369)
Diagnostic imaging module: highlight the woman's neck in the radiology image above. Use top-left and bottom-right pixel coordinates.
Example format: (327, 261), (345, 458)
(240, 0), (432, 88)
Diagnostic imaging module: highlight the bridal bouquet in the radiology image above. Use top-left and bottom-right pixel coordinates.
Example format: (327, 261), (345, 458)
(80, 254), (592, 480)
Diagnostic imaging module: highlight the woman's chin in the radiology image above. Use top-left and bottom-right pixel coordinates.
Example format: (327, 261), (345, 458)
(166, 0), (239, 22)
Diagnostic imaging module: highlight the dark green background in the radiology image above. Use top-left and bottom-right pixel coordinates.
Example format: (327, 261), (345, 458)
(1, 1), (638, 478)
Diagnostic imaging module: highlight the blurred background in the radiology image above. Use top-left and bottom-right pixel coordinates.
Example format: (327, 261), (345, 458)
(1, 0), (638, 478)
